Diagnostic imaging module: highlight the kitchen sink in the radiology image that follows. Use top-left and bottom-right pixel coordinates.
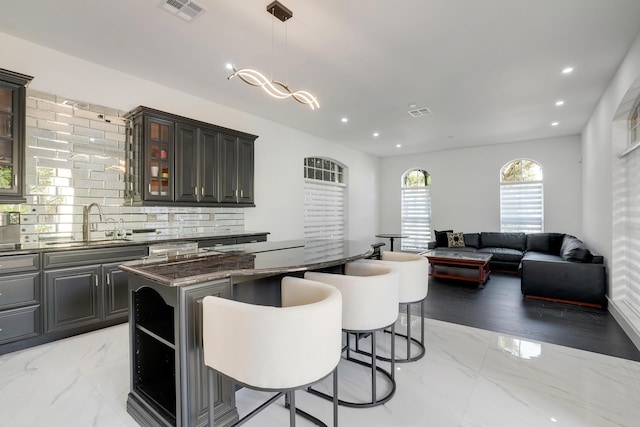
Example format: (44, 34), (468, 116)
(45, 238), (133, 248)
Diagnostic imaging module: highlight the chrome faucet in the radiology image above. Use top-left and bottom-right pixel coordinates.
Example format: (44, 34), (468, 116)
(82, 203), (104, 242)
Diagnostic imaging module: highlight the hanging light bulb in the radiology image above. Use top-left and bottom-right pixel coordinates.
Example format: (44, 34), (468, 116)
(227, 1), (319, 110)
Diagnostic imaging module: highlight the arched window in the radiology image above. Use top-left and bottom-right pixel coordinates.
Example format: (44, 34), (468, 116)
(500, 159), (543, 233)
(303, 157), (347, 244)
(401, 169), (431, 251)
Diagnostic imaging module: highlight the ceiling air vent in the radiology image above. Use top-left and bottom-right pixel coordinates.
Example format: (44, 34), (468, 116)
(158, 0), (206, 22)
(408, 107), (433, 117)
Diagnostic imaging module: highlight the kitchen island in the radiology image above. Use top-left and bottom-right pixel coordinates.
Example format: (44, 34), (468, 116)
(120, 239), (382, 427)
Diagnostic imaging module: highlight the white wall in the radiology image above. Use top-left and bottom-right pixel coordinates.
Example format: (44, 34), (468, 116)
(379, 135), (583, 237)
(0, 31), (380, 242)
(582, 32), (640, 259)
(582, 30), (640, 348)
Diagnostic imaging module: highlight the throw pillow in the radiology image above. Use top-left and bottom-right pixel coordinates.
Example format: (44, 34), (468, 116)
(463, 233), (481, 248)
(447, 232), (465, 248)
(434, 229), (453, 248)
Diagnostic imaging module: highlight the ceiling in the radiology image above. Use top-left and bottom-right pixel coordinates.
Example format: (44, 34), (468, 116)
(2, 0), (640, 157)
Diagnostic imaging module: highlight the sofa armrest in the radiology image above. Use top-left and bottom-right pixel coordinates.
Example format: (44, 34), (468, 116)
(520, 259), (606, 306)
(427, 241), (437, 249)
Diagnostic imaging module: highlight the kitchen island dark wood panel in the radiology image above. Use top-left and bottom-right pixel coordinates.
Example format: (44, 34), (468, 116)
(121, 239), (380, 427)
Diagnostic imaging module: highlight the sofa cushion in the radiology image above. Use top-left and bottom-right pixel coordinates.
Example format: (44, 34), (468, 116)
(522, 251), (562, 262)
(526, 233), (565, 255)
(447, 232), (465, 247)
(434, 229), (453, 248)
(561, 236), (593, 263)
(463, 233), (481, 248)
(477, 247), (524, 263)
(480, 232), (526, 251)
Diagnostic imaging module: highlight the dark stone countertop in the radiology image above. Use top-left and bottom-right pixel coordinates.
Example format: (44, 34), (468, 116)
(0, 230), (270, 255)
(120, 239), (379, 287)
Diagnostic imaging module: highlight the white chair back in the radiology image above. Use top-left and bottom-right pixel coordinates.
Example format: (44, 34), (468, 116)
(202, 276), (342, 390)
(305, 261), (399, 332)
(378, 251), (429, 303)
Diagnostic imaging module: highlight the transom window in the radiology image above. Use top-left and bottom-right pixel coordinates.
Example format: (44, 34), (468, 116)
(500, 159), (543, 233)
(304, 157), (344, 183)
(401, 169), (431, 251)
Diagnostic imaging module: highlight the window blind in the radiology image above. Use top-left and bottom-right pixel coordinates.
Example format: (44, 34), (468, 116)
(401, 186), (431, 251)
(304, 179), (346, 242)
(619, 143), (640, 319)
(500, 181), (543, 233)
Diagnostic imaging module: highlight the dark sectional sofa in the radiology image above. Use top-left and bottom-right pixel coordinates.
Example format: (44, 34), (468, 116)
(427, 231), (607, 307)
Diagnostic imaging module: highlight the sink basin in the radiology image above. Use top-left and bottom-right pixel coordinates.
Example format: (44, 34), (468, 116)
(45, 239), (133, 248)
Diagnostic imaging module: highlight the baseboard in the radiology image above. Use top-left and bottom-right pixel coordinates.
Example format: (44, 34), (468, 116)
(524, 294), (602, 309)
(608, 299), (640, 351)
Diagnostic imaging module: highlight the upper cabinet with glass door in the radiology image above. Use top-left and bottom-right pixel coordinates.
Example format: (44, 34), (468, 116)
(0, 69), (33, 203)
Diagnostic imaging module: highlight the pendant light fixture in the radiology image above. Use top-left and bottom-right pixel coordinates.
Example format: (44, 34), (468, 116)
(227, 1), (319, 110)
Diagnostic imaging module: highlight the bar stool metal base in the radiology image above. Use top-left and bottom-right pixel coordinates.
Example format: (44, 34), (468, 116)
(307, 325), (396, 408)
(357, 299), (426, 364)
(209, 368), (339, 427)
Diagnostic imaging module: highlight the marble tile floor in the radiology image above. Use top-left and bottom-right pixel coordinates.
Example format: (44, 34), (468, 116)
(1, 318), (640, 427)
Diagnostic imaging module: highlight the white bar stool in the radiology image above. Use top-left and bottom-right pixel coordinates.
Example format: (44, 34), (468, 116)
(304, 261), (400, 408)
(365, 251), (429, 363)
(202, 276), (343, 427)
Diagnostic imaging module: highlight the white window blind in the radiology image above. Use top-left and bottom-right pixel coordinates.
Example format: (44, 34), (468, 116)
(304, 179), (346, 241)
(619, 138), (640, 318)
(401, 186), (431, 251)
(500, 181), (543, 233)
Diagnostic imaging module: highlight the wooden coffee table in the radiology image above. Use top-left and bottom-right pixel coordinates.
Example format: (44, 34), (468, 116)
(425, 250), (493, 288)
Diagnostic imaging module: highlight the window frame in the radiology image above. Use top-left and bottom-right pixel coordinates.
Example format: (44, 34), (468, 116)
(400, 168), (431, 251)
(499, 159), (544, 234)
(303, 157), (347, 242)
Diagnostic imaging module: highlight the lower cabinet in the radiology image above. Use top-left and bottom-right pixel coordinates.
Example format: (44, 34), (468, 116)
(127, 276), (238, 427)
(0, 253), (41, 345)
(103, 262), (130, 321)
(43, 246), (147, 335)
(44, 265), (101, 333)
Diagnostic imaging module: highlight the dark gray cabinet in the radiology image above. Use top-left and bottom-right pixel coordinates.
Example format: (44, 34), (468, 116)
(102, 261), (130, 321)
(44, 265), (101, 333)
(43, 246), (147, 334)
(126, 106), (257, 207)
(220, 133), (254, 205)
(175, 122), (220, 203)
(0, 253), (40, 345)
(0, 68), (33, 203)
(127, 275), (237, 427)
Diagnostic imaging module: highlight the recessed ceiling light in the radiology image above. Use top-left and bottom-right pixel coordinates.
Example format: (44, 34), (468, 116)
(408, 103), (417, 109)
(341, 117), (348, 123)
(562, 67), (574, 74)
(225, 63), (233, 70)
(373, 132), (379, 137)
(551, 122), (559, 126)
(396, 144), (402, 148)
(555, 100), (565, 106)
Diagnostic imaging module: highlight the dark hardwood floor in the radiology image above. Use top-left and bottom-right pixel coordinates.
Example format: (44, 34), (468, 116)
(422, 273), (640, 362)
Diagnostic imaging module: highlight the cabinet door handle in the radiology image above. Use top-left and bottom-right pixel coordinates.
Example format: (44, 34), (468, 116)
(240, 189), (243, 198)
(106, 274), (111, 286)
(95, 274), (99, 287)
(201, 187), (204, 197)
